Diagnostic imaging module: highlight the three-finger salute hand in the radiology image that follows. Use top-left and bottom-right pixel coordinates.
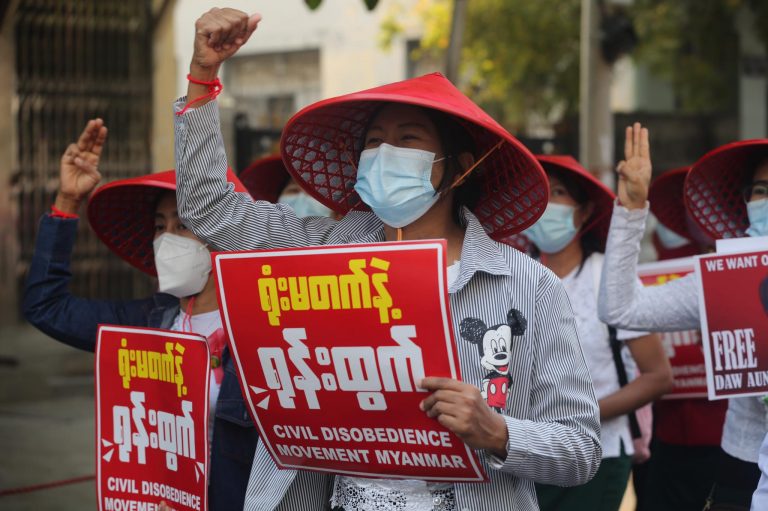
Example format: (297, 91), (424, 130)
(56, 118), (107, 213)
(616, 122), (652, 210)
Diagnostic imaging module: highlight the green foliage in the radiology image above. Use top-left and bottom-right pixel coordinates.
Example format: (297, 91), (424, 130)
(383, 0), (581, 130)
(462, 0), (581, 129)
(630, 0), (742, 113)
(382, 0), (767, 127)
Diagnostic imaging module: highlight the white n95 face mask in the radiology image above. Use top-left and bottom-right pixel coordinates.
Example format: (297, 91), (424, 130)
(153, 233), (212, 298)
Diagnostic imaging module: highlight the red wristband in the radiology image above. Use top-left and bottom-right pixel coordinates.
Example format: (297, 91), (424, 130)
(50, 205), (79, 219)
(176, 74), (224, 116)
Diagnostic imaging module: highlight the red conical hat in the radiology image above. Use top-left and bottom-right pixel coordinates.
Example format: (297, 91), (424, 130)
(87, 169), (248, 275)
(685, 139), (768, 239)
(280, 72), (548, 237)
(536, 155), (616, 252)
(239, 155), (291, 202)
(649, 167), (691, 239)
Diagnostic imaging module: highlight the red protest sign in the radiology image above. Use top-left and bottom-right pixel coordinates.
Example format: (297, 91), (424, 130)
(96, 326), (210, 511)
(213, 241), (486, 482)
(695, 247), (768, 399)
(638, 258), (708, 399)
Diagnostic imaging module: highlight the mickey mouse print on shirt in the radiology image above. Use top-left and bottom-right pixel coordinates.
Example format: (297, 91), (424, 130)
(460, 309), (527, 412)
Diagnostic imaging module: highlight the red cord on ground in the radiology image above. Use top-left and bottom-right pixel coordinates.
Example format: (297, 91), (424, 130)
(0, 474), (95, 497)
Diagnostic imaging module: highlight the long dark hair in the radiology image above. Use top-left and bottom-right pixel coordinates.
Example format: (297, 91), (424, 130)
(747, 156), (768, 185)
(360, 103), (482, 226)
(420, 108), (482, 225)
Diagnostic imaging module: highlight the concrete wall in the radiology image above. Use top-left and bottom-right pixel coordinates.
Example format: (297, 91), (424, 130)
(737, 7), (767, 139)
(152, 0), (179, 172)
(173, 0), (421, 104)
(0, 1), (19, 327)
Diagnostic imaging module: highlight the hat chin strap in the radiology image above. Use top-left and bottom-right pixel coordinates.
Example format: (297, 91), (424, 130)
(448, 139), (505, 190)
(394, 141), (505, 243)
(346, 139), (504, 240)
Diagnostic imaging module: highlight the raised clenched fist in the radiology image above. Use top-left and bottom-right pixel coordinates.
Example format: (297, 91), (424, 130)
(191, 8), (261, 74)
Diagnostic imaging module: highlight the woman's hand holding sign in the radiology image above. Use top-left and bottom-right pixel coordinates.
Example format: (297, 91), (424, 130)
(419, 377), (509, 459)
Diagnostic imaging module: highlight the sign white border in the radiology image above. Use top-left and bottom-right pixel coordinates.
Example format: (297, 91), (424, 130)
(214, 241), (485, 482)
(694, 250), (768, 401)
(95, 325), (211, 510)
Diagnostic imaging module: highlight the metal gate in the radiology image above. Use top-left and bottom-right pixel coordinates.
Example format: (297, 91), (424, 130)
(11, 0), (155, 318)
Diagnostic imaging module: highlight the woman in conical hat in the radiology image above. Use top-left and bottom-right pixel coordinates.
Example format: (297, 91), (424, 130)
(23, 122), (329, 511)
(522, 155), (670, 511)
(241, 154), (334, 218)
(648, 166), (714, 260)
(597, 125), (768, 510)
(173, 8), (600, 511)
(637, 166), (728, 511)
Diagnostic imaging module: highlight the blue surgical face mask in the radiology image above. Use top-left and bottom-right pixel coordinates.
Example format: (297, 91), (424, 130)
(523, 202), (578, 254)
(278, 191), (333, 218)
(746, 198), (768, 237)
(354, 143), (444, 228)
(656, 222), (691, 249)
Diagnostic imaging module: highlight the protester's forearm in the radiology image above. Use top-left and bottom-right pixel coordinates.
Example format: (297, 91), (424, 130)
(53, 194), (81, 215)
(173, 99), (340, 252)
(174, 98), (263, 252)
(598, 203), (700, 331)
(599, 370), (672, 420)
(185, 62), (221, 109)
(23, 215), (151, 351)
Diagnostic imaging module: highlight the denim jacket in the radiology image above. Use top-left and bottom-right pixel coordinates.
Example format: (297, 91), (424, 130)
(23, 214), (258, 511)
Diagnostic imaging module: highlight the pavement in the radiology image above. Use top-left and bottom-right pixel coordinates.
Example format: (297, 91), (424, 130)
(0, 322), (637, 511)
(0, 323), (96, 510)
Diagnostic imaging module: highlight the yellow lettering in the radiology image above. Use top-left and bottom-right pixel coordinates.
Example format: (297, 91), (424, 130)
(147, 351), (160, 379)
(257, 256), (400, 326)
(115, 338), (187, 396)
(258, 265), (281, 326)
(135, 350), (148, 379)
(339, 259), (372, 309)
(161, 342), (175, 383)
(174, 343), (186, 397)
(371, 272), (396, 324)
(369, 257), (390, 271)
(118, 338), (131, 389)
(655, 273), (682, 286)
(288, 276), (311, 310)
(308, 275), (341, 310)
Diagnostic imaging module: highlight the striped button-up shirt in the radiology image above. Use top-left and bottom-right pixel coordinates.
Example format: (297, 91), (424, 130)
(174, 99), (601, 511)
